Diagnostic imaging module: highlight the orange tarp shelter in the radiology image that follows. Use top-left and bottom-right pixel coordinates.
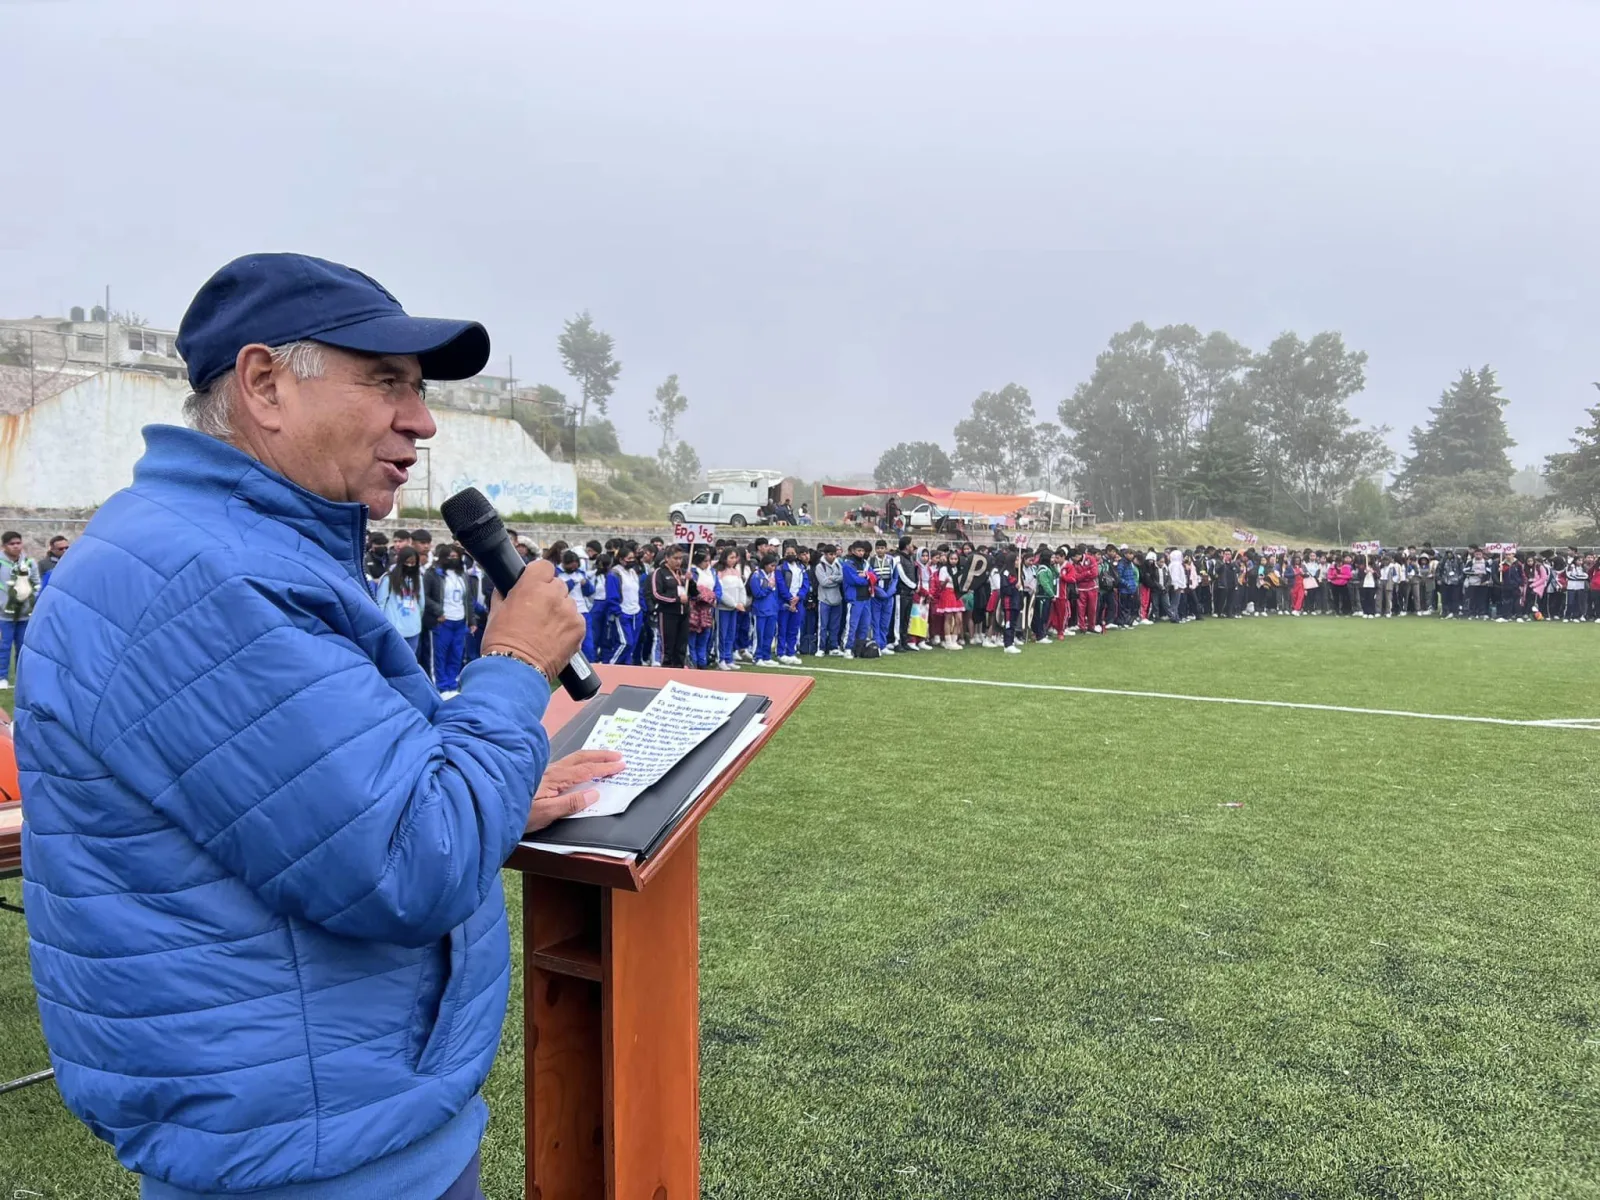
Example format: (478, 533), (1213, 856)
(820, 482), (1031, 517)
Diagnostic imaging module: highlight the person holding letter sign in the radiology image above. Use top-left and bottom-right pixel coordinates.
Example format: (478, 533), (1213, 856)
(13, 254), (623, 1200)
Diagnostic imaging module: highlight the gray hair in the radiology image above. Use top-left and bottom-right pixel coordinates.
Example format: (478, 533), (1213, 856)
(183, 341), (328, 440)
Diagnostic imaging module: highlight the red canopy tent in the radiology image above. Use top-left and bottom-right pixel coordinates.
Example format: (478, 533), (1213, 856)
(820, 482), (1031, 516)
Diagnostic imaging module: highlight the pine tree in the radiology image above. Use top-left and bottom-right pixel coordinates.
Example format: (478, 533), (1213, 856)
(1395, 366), (1514, 499)
(1179, 416), (1267, 519)
(557, 312), (621, 428)
(1544, 401), (1600, 535)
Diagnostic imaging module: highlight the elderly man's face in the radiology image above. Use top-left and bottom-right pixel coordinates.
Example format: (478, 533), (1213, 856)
(238, 345), (436, 518)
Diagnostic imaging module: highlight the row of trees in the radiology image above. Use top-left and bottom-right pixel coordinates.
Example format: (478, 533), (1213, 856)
(873, 322), (1600, 542)
(876, 323), (1392, 540)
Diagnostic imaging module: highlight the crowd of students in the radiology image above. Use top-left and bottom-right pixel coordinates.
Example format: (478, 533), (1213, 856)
(363, 528), (486, 696)
(10, 523), (1586, 698)
(361, 529), (1600, 682)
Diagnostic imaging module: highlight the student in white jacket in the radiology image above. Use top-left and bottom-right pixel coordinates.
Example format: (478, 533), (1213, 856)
(1167, 548), (1187, 623)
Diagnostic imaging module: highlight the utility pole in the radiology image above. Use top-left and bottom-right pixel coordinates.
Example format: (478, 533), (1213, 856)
(104, 285), (111, 368)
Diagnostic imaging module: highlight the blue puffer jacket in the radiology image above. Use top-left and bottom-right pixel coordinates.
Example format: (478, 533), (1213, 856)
(16, 426), (550, 1195)
(1116, 558), (1139, 593)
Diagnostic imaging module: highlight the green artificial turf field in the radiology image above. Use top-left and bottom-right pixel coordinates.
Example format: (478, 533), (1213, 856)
(2, 617), (1598, 1198)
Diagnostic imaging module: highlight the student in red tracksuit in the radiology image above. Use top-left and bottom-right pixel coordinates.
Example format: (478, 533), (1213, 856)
(1074, 548), (1101, 633)
(1048, 549), (1073, 638)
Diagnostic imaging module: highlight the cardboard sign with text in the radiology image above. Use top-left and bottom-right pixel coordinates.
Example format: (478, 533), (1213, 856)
(673, 522), (718, 546)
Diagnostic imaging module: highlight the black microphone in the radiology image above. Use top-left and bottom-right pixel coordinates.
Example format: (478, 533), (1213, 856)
(440, 487), (601, 701)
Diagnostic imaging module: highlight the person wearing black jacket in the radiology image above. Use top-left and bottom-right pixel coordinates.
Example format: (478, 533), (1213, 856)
(1230, 551), (1246, 614)
(637, 544), (659, 664)
(997, 550), (1025, 652)
(422, 556), (442, 623)
(1137, 553), (1161, 624)
(363, 533), (389, 595)
(652, 545), (690, 668)
(961, 545), (990, 645)
(1197, 548), (1216, 616)
(799, 547), (821, 655)
(420, 545), (480, 665)
(412, 528), (435, 676)
(1214, 550), (1236, 619)
(892, 535), (920, 651)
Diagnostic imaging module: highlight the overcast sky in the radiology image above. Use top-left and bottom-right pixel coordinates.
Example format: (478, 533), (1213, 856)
(4, 0), (1597, 479)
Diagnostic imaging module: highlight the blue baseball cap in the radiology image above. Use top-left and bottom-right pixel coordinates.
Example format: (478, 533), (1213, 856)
(176, 253), (491, 391)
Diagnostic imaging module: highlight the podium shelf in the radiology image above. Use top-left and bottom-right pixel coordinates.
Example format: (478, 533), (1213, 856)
(529, 936), (602, 982)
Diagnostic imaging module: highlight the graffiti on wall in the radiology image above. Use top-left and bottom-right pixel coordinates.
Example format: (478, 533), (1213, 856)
(442, 474), (578, 516)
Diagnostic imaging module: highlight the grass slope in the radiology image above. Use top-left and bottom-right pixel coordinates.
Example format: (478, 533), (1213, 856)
(3, 621), (1599, 1198)
(1089, 519), (1305, 549)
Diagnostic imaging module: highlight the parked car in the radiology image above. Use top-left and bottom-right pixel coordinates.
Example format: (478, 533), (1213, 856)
(668, 482), (767, 527)
(670, 469), (792, 527)
(906, 502), (969, 533)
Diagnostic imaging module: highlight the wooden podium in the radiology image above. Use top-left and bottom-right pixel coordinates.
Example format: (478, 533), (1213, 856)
(0, 713), (21, 881)
(0, 802), (18, 880)
(504, 666), (811, 1200)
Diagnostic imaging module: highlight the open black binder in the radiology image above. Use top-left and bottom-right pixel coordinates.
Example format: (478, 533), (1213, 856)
(531, 684), (770, 859)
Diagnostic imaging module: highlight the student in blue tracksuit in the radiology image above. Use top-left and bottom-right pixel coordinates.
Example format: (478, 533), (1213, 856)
(775, 544), (811, 665)
(590, 554), (616, 661)
(748, 552), (781, 663)
(609, 548), (643, 664)
(813, 544), (845, 656)
(557, 551), (597, 659)
(841, 540), (877, 656)
(869, 540), (897, 654)
(430, 549), (476, 694)
(1115, 549), (1140, 627)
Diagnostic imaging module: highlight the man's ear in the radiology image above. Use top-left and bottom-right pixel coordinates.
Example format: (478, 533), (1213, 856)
(234, 344), (285, 433)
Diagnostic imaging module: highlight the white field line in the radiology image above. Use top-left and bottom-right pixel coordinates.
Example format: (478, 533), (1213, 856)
(770, 664), (1600, 731)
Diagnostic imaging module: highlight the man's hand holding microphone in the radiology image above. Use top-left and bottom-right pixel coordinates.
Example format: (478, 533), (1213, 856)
(479, 556), (586, 686)
(474, 557), (624, 831)
(442, 486), (624, 833)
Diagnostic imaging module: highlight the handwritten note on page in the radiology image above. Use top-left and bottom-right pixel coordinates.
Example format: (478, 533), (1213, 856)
(563, 681), (745, 819)
(582, 710), (642, 753)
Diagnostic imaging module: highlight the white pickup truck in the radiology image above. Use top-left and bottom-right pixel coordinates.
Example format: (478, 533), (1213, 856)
(670, 469), (789, 527)
(669, 483), (766, 528)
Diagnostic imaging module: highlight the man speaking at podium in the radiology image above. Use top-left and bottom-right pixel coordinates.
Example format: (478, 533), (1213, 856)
(13, 254), (620, 1199)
